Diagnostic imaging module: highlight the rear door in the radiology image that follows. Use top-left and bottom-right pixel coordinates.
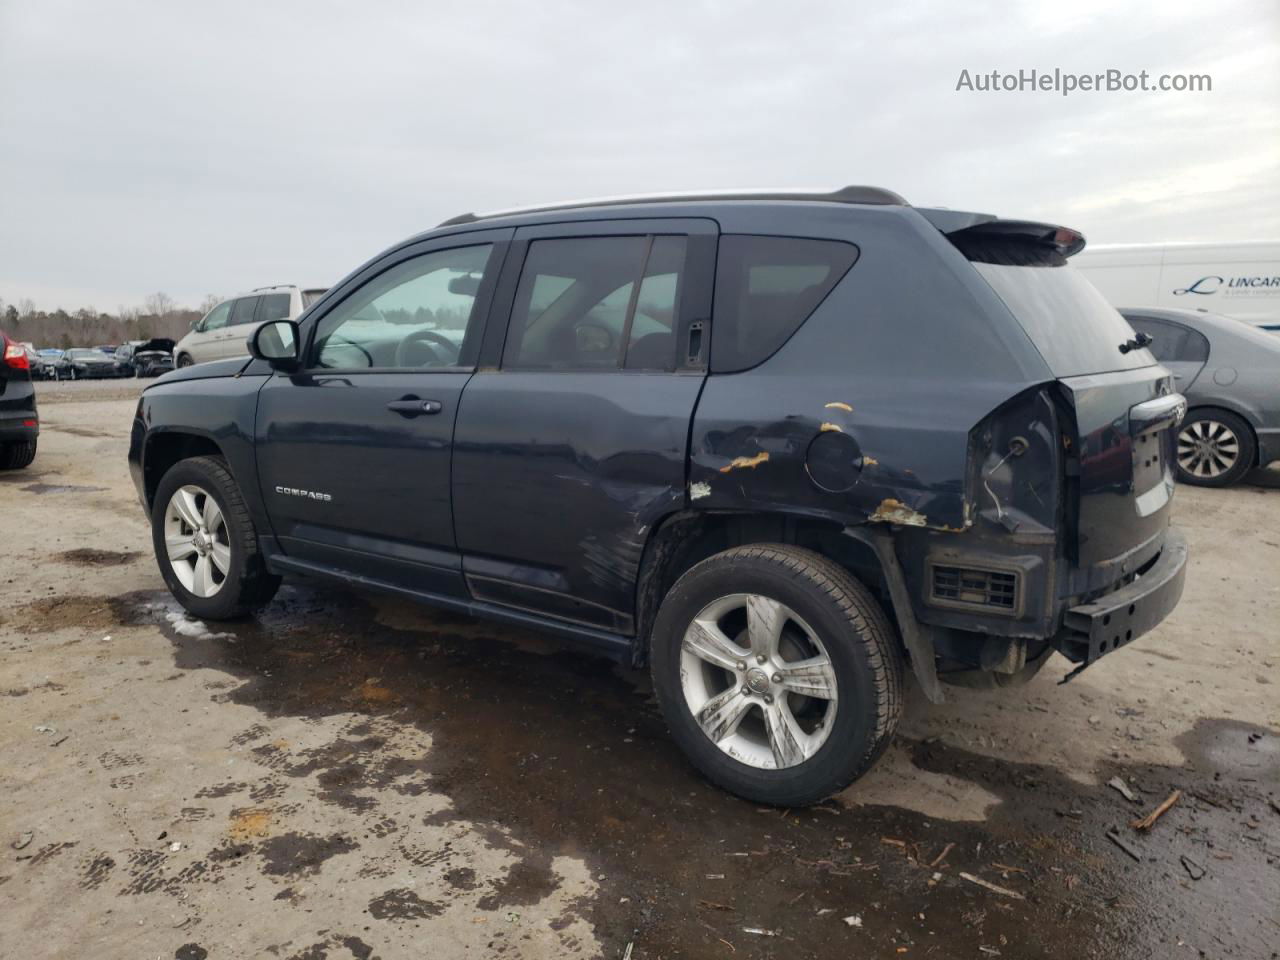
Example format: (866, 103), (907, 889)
(970, 256), (1178, 571)
(452, 218), (716, 633)
(255, 230), (511, 594)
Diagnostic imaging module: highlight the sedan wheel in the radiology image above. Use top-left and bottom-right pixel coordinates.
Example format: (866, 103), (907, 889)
(681, 593), (837, 770)
(163, 484), (232, 598)
(1178, 419), (1238, 480)
(1175, 410), (1255, 487)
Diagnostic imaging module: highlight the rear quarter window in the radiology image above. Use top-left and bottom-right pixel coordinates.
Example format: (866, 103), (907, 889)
(711, 235), (858, 373)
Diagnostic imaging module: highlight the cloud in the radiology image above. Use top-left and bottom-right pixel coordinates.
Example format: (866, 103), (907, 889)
(0, 0), (1276, 309)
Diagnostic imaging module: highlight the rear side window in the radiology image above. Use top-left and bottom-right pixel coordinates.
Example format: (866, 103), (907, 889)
(1125, 316), (1209, 363)
(230, 297), (261, 326)
(710, 235), (858, 373)
(503, 235), (687, 371)
(257, 293), (292, 323)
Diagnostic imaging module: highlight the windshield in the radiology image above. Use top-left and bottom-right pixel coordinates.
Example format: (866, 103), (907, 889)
(974, 261), (1156, 377)
(67, 349), (105, 359)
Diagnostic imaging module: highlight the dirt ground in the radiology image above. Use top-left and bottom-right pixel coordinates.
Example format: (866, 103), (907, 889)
(2, 378), (1277, 960)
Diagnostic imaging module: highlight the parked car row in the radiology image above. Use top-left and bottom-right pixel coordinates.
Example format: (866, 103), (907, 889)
(22, 339), (177, 380)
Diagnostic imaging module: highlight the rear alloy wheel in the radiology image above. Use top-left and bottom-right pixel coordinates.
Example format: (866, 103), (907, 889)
(651, 544), (903, 806)
(1176, 409), (1255, 487)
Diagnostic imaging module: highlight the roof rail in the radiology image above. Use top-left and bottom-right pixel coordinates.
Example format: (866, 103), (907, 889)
(438, 185), (907, 227)
(251, 284), (293, 292)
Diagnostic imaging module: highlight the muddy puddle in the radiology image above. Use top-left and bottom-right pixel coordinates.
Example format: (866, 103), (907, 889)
(44, 588), (1280, 958)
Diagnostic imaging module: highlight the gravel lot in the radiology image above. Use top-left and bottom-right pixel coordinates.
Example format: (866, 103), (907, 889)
(2, 378), (1277, 959)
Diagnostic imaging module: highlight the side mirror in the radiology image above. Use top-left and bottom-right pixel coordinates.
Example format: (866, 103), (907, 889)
(249, 320), (301, 371)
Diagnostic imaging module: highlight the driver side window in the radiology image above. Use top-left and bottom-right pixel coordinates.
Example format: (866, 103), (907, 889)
(311, 244), (494, 370)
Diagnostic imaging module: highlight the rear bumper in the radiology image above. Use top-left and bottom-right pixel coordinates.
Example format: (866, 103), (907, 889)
(1257, 427), (1280, 468)
(1054, 528), (1188, 668)
(0, 394), (39, 440)
(0, 420), (39, 441)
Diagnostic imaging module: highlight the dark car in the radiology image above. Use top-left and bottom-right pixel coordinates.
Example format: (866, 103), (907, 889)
(116, 338), (176, 378)
(1119, 307), (1280, 487)
(93, 344), (118, 355)
(128, 187), (1189, 805)
(1, 331), (39, 469)
(54, 347), (130, 379)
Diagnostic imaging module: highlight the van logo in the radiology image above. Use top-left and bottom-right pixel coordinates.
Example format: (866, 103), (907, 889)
(1174, 276), (1222, 295)
(275, 485), (332, 502)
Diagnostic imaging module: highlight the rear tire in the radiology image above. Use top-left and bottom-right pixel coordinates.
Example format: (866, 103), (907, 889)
(0, 439), (37, 470)
(1176, 408), (1255, 487)
(650, 544), (903, 806)
(152, 455), (281, 619)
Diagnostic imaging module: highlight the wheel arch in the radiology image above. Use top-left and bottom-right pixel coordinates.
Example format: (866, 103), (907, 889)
(633, 509), (895, 662)
(143, 430), (226, 509)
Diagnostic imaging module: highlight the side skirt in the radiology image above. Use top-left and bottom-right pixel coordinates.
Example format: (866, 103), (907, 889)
(266, 554), (634, 662)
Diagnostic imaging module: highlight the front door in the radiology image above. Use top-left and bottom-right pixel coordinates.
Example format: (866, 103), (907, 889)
(255, 230), (511, 594)
(452, 218), (717, 632)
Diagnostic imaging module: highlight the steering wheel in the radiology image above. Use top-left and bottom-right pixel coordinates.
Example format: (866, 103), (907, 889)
(323, 334), (374, 368)
(395, 329), (461, 368)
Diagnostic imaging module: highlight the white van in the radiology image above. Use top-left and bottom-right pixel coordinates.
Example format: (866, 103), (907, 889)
(1073, 242), (1280, 325)
(174, 285), (327, 367)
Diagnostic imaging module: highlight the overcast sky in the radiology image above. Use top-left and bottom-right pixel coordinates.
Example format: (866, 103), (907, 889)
(1, 0), (1277, 311)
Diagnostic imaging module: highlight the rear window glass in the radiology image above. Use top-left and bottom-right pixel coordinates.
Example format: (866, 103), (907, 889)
(972, 261), (1155, 377)
(711, 235), (858, 373)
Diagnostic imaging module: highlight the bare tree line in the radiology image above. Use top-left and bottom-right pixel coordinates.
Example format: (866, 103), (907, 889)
(0, 293), (218, 350)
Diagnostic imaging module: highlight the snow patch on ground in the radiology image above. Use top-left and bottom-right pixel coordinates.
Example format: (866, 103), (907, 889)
(161, 608), (235, 641)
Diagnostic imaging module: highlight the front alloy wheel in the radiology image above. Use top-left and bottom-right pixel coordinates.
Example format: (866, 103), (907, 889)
(163, 484), (231, 597)
(681, 594), (837, 769)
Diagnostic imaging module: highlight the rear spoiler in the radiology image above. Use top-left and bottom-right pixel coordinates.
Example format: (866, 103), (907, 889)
(917, 208), (1086, 258)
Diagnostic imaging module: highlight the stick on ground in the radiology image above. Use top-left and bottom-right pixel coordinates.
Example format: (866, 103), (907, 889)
(1130, 790), (1181, 831)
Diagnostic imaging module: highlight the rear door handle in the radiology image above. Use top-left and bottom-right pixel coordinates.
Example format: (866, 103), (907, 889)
(386, 398), (442, 417)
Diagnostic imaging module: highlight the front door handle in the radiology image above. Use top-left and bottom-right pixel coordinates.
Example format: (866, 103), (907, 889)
(386, 397), (442, 417)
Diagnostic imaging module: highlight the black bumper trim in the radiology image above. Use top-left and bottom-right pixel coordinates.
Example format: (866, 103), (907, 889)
(1056, 528), (1188, 670)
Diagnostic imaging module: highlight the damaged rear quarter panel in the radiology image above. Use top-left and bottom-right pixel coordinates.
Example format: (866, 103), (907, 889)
(688, 205), (1053, 536)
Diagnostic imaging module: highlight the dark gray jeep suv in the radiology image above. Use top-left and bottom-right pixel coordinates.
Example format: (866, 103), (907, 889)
(128, 187), (1189, 805)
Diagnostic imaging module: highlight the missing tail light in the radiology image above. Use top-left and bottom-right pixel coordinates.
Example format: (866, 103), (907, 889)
(966, 386), (1062, 535)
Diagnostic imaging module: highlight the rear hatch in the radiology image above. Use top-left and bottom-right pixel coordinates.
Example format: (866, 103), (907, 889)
(947, 220), (1177, 593)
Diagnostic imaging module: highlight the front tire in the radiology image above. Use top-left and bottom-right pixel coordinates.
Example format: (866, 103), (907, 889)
(0, 439), (37, 470)
(650, 544), (904, 806)
(1176, 409), (1255, 487)
(176, 354), (193, 368)
(152, 455), (281, 619)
